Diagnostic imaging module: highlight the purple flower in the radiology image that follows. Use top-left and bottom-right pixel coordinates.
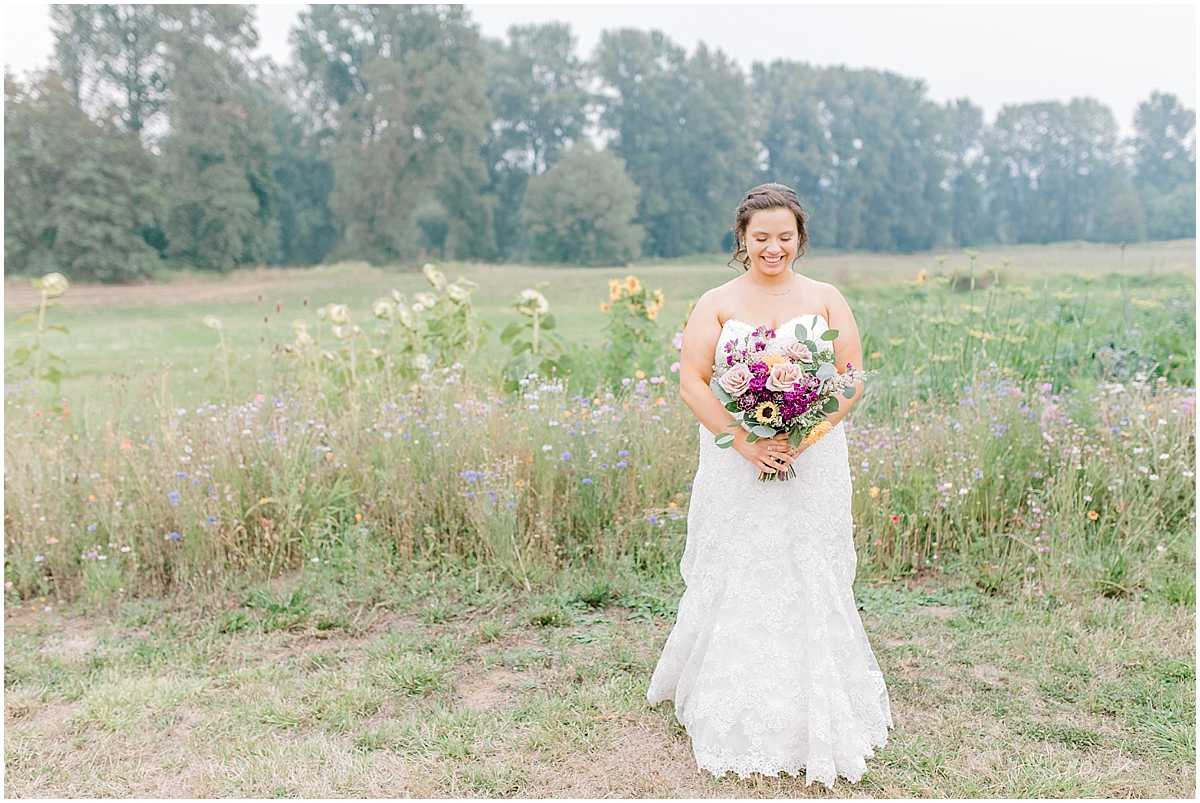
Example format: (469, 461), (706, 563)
(582, 478), (593, 484)
(168, 492), (179, 506)
(618, 450), (629, 456)
(166, 532), (181, 540)
(737, 394), (758, 411)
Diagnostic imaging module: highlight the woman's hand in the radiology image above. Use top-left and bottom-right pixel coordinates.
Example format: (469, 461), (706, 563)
(733, 430), (806, 474)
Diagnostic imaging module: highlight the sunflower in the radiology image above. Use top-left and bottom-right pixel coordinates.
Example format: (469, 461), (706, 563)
(753, 401), (779, 424)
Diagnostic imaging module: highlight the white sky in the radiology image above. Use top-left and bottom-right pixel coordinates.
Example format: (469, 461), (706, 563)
(4, 2), (1196, 136)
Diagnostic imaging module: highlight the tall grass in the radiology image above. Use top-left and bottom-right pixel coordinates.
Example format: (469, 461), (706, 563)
(3, 264), (1195, 606)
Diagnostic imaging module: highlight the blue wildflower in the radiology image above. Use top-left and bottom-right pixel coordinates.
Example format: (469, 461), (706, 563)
(168, 492), (179, 506)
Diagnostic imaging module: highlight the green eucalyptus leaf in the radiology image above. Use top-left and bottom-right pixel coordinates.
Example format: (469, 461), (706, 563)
(816, 362), (836, 380)
(823, 397), (840, 413)
(842, 386), (856, 399)
(712, 384), (733, 404)
(751, 425), (777, 439)
(794, 323), (808, 341)
(820, 328), (839, 341)
(715, 432), (735, 448)
(788, 427), (804, 448)
(745, 432), (759, 443)
(724, 401), (740, 413)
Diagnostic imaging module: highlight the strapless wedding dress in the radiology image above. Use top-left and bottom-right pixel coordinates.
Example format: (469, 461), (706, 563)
(647, 313), (893, 787)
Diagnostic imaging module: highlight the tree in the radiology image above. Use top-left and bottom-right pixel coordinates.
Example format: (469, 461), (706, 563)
(5, 70), (160, 281)
(944, 99), (991, 246)
(752, 62), (949, 251)
(1132, 92), (1196, 194)
(265, 72), (339, 266)
(292, 4), (495, 263)
(1132, 92), (1195, 240)
(50, 3), (169, 136)
(520, 142), (643, 266)
(596, 29), (757, 257)
(483, 22), (591, 260)
(985, 99), (1122, 243)
(159, 5), (277, 272)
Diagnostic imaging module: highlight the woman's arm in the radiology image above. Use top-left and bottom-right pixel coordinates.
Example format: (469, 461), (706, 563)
(678, 292), (794, 474)
(821, 285), (866, 429)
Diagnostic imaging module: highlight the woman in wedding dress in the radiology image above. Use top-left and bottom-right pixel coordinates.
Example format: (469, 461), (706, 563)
(647, 183), (893, 787)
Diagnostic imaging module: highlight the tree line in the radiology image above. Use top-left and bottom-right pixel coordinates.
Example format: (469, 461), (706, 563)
(4, 4), (1195, 280)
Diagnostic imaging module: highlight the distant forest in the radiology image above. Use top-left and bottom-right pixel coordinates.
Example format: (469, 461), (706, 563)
(5, 4), (1196, 280)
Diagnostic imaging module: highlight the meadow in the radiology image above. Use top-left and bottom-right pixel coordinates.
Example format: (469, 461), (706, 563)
(4, 240), (1196, 797)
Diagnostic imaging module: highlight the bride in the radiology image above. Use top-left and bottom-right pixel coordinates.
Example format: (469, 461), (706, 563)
(647, 183), (893, 787)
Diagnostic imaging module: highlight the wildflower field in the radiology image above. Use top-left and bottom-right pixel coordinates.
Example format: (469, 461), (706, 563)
(4, 240), (1196, 797)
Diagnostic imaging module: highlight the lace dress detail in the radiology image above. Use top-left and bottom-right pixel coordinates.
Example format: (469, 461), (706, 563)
(647, 313), (893, 787)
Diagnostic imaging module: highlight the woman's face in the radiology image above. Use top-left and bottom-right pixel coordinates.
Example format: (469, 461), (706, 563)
(743, 207), (798, 276)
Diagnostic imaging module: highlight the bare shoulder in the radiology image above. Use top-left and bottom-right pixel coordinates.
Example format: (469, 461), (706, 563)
(692, 280), (740, 321)
(796, 275), (851, 318)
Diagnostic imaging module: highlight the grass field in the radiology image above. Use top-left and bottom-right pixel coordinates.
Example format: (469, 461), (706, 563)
(4, 240), (1196, 796)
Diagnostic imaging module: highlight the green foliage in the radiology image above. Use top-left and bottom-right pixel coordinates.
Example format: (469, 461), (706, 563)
(482, 22), (591, 260)
(752, 62), (948, 251)
(499, 287), (566, 392)
(597, 30), (757, 258)
(597, 275), (670, 384)
(985, 99), (1123, 244)
(4, 71), (160, 281)
(161, 7), (277, 272)
(520, 142), (643, 266)
(294, 4), (495, 263)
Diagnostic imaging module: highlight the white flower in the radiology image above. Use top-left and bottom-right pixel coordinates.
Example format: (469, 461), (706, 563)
(326, 303), (350, 325)
(37, 272), (69, 299)
(516, 289), (549, 316)
(422, 263), (446, 289)
(391, 289), (405, 304)
(331, 324), (351, 340)
(414, 292), (437, 308)
(446, 283), (472, 303)
(203, 315), (222, 330)
(373, 298), (395, 319)
(395, 304), (416, 330)
(413, 353), (431, 370)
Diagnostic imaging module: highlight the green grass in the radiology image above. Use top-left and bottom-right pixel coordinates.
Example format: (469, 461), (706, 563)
(4, 569), (1194, 797)
(4, 241), (1195, 795)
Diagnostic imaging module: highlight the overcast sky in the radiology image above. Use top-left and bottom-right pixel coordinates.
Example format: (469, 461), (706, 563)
(4, 2), (1195, 136)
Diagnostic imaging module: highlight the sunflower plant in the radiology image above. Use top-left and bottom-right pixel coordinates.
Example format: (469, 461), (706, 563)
(599, 274), (669, 385)
(499, 285), (566, 392)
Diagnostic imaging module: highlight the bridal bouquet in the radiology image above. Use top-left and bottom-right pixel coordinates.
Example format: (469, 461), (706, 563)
(711, 321), (871, 481)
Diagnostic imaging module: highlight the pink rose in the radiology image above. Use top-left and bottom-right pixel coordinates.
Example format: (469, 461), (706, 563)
(718, 363), (754, 396)
(766, 362), (805, 392)
(784, 341), (813, 363)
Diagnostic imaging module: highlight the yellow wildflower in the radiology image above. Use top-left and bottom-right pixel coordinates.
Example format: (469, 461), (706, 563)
(762, 354), (789, 367)
(1087, 510), (1099, 521)
(868, 485), (880, 498)
(600, 301), (611, 312)
(624, 275), (642, 295)
(804, 421), (832, 446)
(635, 370), (646, 379)
(608, 279), (623, 302)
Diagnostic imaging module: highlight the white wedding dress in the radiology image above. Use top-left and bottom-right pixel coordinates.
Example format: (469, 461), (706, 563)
(647, 313), (893, 787)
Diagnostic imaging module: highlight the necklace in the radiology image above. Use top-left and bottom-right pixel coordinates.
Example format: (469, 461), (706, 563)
(748, 271), (796, 296)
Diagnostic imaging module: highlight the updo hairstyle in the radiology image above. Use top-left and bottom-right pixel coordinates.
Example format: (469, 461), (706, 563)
(728, 183), (809, 271)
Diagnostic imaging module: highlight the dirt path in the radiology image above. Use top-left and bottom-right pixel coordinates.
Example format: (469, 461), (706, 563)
(4, 271), (313, 313)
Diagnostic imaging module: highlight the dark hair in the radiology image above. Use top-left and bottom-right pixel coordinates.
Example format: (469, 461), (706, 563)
(728, 183), (809, 271)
